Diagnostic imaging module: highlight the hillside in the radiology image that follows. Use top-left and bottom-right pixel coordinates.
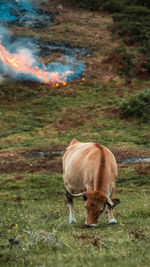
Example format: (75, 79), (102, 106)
(0, 1), (150, 266)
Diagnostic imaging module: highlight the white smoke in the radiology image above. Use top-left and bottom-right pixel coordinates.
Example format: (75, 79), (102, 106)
(0, 25), (12, 42)
(0, 25), (85, 84)
(0, 74), (5, 83)
(30, 0), (49, 8)
(32, 0), (49, 4)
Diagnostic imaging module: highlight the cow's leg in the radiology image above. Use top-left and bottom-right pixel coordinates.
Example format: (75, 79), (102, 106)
(108, 208), (117, 224)
(108, 188), (117, 224)
(66, 194), (76, 224)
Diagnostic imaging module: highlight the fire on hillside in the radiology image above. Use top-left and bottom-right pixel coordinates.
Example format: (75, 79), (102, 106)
(0, 40), (85, 87)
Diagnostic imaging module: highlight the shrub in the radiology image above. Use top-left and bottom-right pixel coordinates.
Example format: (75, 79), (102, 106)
(75, 0), (150, 11)
(112, 6), (150, 44)
(75, 0), (150, 76)
(75, 0), (125, 12)
(124, 0), (150, 8)
(145, 54), (150, 73)
(74, 0), (104, 10)
(120, 89), (150, 121)
(115, 46), (134, 76)
(103, 1), (124, 13)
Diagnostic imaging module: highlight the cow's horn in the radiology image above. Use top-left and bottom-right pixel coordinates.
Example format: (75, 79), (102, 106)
(107, 198), (121, 208)
(64, 187), (86, 198)
(70, 192), (86, 197)
(106, 198), (114, 208)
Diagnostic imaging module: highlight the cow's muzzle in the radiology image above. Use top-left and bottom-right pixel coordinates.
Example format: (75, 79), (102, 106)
(85, 223), (98, 228)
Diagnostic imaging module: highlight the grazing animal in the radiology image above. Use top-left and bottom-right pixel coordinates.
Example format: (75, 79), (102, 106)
(62, 139), (120, 227)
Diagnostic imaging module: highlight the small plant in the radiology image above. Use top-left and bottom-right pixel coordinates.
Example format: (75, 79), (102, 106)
(120, 89), (150, 121)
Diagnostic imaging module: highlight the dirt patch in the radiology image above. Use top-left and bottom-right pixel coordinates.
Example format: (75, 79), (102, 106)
(104, 106), (121, 118)
(11, 0), (120, 85)
(130, 230), (149, 240)
(13, 196), (25, 202)
(73, 233), (102, 248)
(0, 157), (62, 174)
(112, 148), (150, 163)
(0, 146), (65, 174)
(0, 146), (149, 174)
(52, 110), (92, 132)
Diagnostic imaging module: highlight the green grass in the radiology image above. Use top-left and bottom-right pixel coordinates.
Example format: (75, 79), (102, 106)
(0, 171), (150, 267)
(0, 73), (150, 267)
(0, 81), (150, 150)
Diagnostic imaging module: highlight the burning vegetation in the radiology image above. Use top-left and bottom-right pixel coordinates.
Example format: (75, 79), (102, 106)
(0, 1), (86, 86)
(0, 30), (85, 86)
(0, 0), (57, 28)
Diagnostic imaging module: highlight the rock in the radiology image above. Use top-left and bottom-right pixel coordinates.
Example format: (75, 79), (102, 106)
(57, 5), (63, 10)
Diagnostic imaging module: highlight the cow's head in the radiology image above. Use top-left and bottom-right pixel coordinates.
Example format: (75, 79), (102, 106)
(85, 190), (120, 227)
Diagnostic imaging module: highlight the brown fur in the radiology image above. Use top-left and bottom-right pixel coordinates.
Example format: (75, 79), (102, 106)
(94, 144), (106, 190)
(86, 190), (107, 201)
(63, 139), (118, 226)
(85, 190), (107, 225)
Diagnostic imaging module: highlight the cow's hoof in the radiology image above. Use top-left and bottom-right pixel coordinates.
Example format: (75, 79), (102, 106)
(70, 219), (76, 224)
(109, 219), (117, 225)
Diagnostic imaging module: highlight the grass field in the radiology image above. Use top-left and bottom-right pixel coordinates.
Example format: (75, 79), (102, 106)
(0, 0), (150, 266)
(0, 171), (150, 267)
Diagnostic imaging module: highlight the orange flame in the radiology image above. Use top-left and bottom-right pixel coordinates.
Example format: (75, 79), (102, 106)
(0, 41), (75, 86)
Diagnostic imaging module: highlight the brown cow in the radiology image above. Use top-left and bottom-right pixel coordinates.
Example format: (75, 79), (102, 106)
(62, 139), (120, 227)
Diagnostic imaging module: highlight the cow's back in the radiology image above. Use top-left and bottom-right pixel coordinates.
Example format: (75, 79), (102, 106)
(63, 140), (117, 194)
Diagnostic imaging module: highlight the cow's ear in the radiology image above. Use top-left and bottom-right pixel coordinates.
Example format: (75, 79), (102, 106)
(107, 198), (120, 208)
(111, 198), (120, 207)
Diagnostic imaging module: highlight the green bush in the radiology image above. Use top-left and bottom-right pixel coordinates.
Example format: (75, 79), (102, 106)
(111, 4), (150, 75)
(75, 0), (150, 11)
(74, 0), (104, 10)
(112, 6), (150, 44)
(75, 0), (150, 76)
(75, 0), (125, 12)
(120, 89), (150, 121)
(124, 0), (150, 8)
(145, 54), (150, 73)
(115, 46), (134, 76)
(103, 1), (124, 13)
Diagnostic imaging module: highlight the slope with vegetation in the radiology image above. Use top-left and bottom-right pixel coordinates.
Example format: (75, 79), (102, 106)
(0, 0), (150, 266)
(76, 0), (150, 78)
